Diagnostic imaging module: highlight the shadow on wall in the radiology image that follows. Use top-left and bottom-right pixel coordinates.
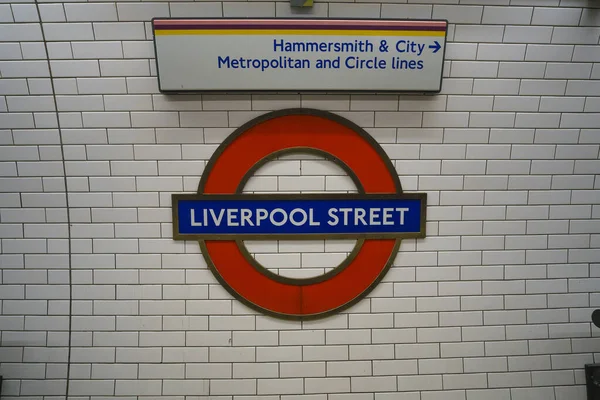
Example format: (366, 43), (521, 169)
(585, 311), (600, 400)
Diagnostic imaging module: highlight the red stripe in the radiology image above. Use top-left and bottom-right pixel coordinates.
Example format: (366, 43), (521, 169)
(153, 18), (448, 30)
(156, 24), (446, 31)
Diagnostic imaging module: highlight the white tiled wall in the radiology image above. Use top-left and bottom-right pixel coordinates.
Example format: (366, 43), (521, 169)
(1, 1), (599, 399)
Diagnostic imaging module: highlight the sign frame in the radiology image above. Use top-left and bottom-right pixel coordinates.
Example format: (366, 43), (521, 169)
(152, 17), (449, 94)
(172, 192), (427, 240)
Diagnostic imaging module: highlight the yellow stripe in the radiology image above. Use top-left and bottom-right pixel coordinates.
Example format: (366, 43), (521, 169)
(155, 29), (446, 37)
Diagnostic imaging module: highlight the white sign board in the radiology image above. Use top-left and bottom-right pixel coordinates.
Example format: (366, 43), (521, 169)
(153, 18), (448, 93)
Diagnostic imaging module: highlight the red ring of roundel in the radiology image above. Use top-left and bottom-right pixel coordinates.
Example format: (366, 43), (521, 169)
(199, 110), (401, 318)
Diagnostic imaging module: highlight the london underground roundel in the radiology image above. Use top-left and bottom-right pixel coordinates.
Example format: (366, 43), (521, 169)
(172, 109), (427, 319)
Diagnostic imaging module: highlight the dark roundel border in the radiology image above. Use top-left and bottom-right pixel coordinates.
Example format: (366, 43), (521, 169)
(197, 108), (403, 319)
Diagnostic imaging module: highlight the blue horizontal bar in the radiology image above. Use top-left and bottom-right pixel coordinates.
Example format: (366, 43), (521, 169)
(175, 196), (424, 238)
